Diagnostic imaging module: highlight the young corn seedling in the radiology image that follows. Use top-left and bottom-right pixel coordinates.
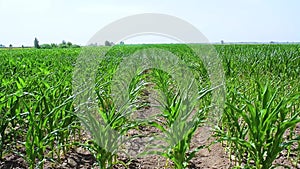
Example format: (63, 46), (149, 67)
(75, 56), (145, 168)
(0, 93), (17, 159)
(217, 82), (300, 169)
(144, 68), (206, 169)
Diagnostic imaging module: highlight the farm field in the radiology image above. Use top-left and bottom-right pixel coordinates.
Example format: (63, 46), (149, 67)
(0, 44), (299, 169)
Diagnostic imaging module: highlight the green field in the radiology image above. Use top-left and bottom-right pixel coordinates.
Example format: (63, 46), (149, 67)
(0, 44), (299, 169)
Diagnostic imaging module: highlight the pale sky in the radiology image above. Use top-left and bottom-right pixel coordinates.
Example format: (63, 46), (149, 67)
(0, 0), (299, 46)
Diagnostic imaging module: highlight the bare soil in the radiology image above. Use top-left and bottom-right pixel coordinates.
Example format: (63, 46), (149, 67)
(1, 124), (299, 169)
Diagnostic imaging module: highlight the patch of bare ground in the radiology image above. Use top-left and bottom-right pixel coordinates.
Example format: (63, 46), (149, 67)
(1, 123), (299, 168)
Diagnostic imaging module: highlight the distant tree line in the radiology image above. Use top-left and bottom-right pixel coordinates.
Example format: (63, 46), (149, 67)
(88, 40), (118, 47)
(104, 40), (115, 46)
(34, 38), (80, 49)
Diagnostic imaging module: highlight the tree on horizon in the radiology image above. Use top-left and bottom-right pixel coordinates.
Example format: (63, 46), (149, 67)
(34, 38), (40, 48)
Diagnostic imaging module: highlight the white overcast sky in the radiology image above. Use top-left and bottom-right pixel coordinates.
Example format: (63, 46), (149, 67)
(0, 0), (299, 46)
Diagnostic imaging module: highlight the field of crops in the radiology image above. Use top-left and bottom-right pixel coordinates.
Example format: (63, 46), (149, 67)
(0, 44), (299, 169)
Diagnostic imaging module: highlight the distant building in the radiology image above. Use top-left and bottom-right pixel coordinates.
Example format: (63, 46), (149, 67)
(0, 44), (5, 48)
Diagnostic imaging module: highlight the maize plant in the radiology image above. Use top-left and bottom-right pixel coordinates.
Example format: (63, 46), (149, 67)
(216, 82), (300, 169)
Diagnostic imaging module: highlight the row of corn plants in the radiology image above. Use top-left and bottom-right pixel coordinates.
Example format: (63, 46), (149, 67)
(0, 49), (81, 168)
(215, 44), (300, 168)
